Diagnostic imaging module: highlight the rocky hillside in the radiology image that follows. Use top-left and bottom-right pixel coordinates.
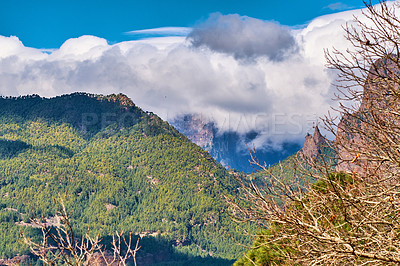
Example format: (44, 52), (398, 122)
(335, 58), (400, 174)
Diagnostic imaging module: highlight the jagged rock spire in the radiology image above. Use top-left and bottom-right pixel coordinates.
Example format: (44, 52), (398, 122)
(302, 125), (325, 158)
(313, 124), (324, 144)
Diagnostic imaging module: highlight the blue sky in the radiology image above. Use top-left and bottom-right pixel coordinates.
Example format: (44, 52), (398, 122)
(1, 0), (378, 48)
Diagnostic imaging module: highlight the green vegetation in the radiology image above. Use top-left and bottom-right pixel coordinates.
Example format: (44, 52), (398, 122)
(234, 227), (293, 266)
(0, 93), (248, 264)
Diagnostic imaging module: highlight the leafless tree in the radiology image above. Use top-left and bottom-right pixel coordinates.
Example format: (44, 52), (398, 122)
(21, 195), (140, 266)
(228, 1), (400, 265)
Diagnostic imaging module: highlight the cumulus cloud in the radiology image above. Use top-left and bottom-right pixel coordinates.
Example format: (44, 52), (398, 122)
(0, 35), (45, 60)
(0, 3), (387, 149)
(188, 13), (298, 61)
(50, 35), (109, 61)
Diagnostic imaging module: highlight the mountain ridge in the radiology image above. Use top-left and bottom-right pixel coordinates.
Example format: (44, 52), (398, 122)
(0, 92), (248, 264)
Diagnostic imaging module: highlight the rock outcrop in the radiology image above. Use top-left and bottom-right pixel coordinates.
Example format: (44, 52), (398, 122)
(301, 125), (326, 159)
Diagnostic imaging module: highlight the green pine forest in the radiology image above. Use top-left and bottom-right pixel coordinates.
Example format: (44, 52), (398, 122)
(0, 93), (253, 265)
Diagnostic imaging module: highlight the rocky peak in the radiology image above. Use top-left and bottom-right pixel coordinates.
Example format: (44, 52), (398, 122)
(312, 125), (324, 144)
(99, 93), (135, 107)
(302, 125), (326, 158)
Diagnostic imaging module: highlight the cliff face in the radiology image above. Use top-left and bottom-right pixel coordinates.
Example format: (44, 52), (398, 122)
(335, 58), (400, 173)
(335, 114), (364, 173)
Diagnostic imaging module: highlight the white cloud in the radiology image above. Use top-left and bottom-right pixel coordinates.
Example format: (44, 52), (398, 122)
(50, 35), (109, 61)
(1, 3), (392, 148)
(0, 35), (46, 60)
(188, 13), (298, 61)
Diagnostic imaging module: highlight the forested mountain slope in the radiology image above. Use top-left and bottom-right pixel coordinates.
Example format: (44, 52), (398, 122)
(0, 93), (247, 265)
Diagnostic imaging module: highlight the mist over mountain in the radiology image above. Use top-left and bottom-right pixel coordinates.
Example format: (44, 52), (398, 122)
(172, 114), (302, 172)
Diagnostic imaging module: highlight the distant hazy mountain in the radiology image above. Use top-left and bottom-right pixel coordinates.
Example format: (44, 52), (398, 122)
(172, 114), (302, 172)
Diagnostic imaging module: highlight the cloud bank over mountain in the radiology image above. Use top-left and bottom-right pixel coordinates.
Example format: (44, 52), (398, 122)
(0, 5), (376, 148)
(188, 13), (298, 61)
